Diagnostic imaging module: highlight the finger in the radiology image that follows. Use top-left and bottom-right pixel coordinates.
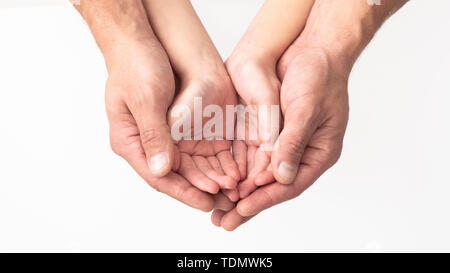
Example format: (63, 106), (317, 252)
(255, 170), (275, 186)
(172, 145), (181, 172)
(156, 172), (215, 212)
(239, 146), (271, 198)
(232, 140), (247, 180)
(238, 177), (257, 199)
(237, 183), (291, 217)
(220, 207), (253, 231)
(193, 156), (237, 189)
(237, 159), (323, 217)
(214, 192), (235, 211)
(252, 145), (271, 177)
(207, 156), (225, 175)
(126, 94), (175, 177)
(237, 146), (258, 199)
(217, 150), (240, 181)
(271, 102), (317, 185)
(211, 210), (226, 227)
(106, 96), (215, 211)
(121, 145), (215, 212)
(179, 153), (220, 194)
(209, 158), (239, 199)
(222, 189), (240, 202)
(246, 145), (257, 173)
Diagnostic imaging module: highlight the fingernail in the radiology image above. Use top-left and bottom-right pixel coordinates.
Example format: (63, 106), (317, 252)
(148, 152), (169, 175)
(277, 162), (297, 183)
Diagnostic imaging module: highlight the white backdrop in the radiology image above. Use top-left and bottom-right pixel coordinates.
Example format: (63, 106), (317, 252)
(0, 0), (449, 252)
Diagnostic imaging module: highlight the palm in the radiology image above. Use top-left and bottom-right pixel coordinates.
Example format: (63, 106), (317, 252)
(215, 50), (349, 230)
(107, 96), (221, 211)
(226, 61), (282, 199)
(106, 42), (235, 212)
(168, 77), (241, 201)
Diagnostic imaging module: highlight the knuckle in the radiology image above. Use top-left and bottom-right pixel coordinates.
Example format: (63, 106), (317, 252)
(304, 105), (322, 124)
(127, 91), (151, 109)
(140, 128), (163, 146)
(284, 136), (308, 156)
(312, 145), (342, 170)
(315, 154), (334, 169)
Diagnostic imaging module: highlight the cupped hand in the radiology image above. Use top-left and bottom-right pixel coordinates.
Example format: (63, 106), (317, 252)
(215, 46), (350, 230)
(168, 74), (241, 202)
(210, 55), (283, 228)
(106, 39), (234, 212)
(227, 58), (282, 197)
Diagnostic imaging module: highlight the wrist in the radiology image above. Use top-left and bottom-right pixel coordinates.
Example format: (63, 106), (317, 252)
(229, 43), (278, 69)
(297, 0), (408, 72)
(178, 51), (229, 83)
(299, 7), (376, 70)
(103, 37), (164, 74)
(296, 29), (366, 75)
(297, 0), (381, 72)
(77, 0), (156, 58)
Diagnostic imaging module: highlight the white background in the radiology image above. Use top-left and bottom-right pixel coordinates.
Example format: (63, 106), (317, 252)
(0, 0), (449, 252)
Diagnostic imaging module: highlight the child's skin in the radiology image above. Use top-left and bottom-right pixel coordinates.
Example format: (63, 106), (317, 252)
(231, 0), (315, 67)
(225, 0), (315, 201)
(142, 0), (242, 201)
(215, 0), (409, 231)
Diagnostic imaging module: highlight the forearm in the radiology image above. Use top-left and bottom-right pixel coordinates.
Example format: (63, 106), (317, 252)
(299, 0), (408, 71)
(73, 0), (157, 62)
(142, 0), (225, 79)
(233, 0), (314, 66)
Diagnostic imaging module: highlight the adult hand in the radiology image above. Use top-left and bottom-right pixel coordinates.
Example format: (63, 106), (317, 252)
(106, 38), (233, 212)
(210, 55), (283, 227)
(168, 77), (241, 201)
(212, 0), (410, 230)
(225, 58), (281, 199)
(142, 0), (242, 202)
(216, 45), (350, 230)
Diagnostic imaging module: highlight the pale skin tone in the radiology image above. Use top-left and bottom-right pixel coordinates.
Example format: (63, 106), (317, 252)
(142, 0), (241, 201)
(74, 0), (235, 212)
(225, 0), (315, 202)
(214, 0), (409, 230)
(141, 0), (314, 205)
(73, 0), (408, 230)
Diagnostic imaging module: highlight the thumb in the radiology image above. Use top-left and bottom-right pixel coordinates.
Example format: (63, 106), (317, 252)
(128, 97), (175, 177)
(271, 106), (317, 184)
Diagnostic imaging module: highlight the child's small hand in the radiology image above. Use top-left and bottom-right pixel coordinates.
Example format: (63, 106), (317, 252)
(168, 76), (241, 201)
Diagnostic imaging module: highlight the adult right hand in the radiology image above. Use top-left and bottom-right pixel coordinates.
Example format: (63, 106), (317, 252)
(215, 46), (350, 230)
(106, 38), (176, 177)
(105, 38), (233, 212)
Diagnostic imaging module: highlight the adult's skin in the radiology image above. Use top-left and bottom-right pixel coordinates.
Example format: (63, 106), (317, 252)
(215, 0), (409, 230)
(73, 0), (234, 212)
(226, 0), (314, 200)
(142, 0), (241, 201)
